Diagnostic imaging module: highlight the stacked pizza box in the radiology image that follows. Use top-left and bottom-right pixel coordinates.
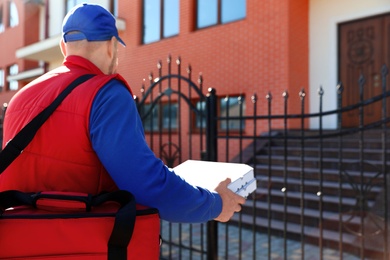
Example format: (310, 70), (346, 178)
(173, 160), (257, 198)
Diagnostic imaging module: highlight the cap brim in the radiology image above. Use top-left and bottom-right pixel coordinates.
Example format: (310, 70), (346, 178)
(117, 36), (126, 47)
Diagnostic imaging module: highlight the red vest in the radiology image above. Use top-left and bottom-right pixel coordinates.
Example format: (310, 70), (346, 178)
(0, 56), (133, 194)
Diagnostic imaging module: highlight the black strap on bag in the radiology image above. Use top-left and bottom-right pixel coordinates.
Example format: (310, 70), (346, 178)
(97, 191), (137, 260)
(0, 74), (138, 259)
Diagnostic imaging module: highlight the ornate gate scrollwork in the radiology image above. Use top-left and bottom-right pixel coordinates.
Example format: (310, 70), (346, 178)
(340, 161), (385, 237)
(160, 142), (180, 168)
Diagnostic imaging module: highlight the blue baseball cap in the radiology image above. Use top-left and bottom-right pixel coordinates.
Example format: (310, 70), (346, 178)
(62, 3), (126, 46)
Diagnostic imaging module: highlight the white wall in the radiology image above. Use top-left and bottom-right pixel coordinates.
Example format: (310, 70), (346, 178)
(48, 0), (65, 38)
(309, 0), (390, 129)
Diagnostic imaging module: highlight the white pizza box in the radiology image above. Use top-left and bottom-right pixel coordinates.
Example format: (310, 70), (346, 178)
(173, 160), (257, 198)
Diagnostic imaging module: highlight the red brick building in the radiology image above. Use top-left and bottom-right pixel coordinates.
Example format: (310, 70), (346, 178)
(1, 0), (389, 131)
(0, 0), (40, 104)
(117, 1), (308, 122)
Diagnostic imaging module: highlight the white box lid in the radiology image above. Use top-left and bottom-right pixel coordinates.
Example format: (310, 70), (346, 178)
(173, 160), (257, 198)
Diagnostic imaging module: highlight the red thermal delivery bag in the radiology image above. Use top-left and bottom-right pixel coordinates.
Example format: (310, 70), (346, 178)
(0, 190), (160, 259)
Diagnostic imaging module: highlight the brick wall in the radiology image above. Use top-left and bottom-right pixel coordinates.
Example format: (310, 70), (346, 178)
(118, 0), (309, 161)
(117, 0), (309, 131)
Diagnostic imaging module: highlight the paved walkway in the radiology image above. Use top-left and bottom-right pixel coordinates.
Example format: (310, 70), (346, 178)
(160, 221), (361, 260)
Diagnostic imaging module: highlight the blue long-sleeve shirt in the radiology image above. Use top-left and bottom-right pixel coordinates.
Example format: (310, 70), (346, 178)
(89, 79), (222, 223)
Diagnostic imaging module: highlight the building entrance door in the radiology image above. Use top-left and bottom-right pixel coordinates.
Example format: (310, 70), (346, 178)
(339, 13), (390, 127)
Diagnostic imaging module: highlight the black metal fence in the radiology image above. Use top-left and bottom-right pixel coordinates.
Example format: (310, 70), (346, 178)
(136, 57), (390, 260)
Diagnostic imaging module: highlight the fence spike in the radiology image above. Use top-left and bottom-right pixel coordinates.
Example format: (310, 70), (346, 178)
(358, 74), (366, 87)
(283, 90), (289, 99)
(238, 95), (243, 104)
(187, 65), (192, 74)
(318, 86), (324, 96)
(141, 79), (145, 93)
(167, 55), (171, 64)
(358, 74), (365, 99)
(337, 82), (344, 95)
(157, 60), (162, 69)
(207, 87), (216, 95)
(198, 73), (203, 85)
(266, 92), (272, 100)
(251, 93), (257, 103)
(382, 64), (389, 76)
(299, 88), (306, 99)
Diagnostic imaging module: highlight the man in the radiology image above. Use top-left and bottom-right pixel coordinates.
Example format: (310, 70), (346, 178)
(0, 3), (245, 223)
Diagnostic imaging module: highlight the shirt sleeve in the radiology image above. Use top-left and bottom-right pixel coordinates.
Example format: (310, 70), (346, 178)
(89, 79), (222, 223)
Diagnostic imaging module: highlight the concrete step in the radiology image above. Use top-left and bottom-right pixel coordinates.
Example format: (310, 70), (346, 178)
(255, 175), (382, 199)
(240, 200), (363, 232)
(253, 155), (390, 170)
(264, 146), (390, 161)
(235, 129), (389, 258)
(232, 211), (386, 258)
(253, 187), (375, 212)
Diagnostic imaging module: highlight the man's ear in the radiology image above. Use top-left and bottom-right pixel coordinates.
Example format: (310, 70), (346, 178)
(60, 39), (67, 57)
(107, 37), (116, 59)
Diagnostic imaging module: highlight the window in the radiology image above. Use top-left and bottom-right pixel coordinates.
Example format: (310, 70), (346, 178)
(162, 103), (178, 129)
(66, 0), (89, 13)
(0, 69), (4, 92)
(194, 95), (246, 131)
(0, 5), (4, 33)
(8, 1), (18, 28)
(111, 0), (118, 17)
(220, 96), (245, 131)
(197, 0), (217, 28)
(197, 0), (246, 29)
(143, 0), (179, 44)
(143, 103), (159, 131)
(142, 102), (178, 132)
(66, 1), (118, 16)
(195, 101), (206, 129)
(8, 64), (18, 91)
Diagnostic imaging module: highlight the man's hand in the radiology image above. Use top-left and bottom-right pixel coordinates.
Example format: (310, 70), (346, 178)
(214, 178), (246, 222)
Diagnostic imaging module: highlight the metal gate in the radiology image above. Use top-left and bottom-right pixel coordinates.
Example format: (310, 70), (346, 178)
(135, 56), (219, 259)
(136, 57), (390, 260)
